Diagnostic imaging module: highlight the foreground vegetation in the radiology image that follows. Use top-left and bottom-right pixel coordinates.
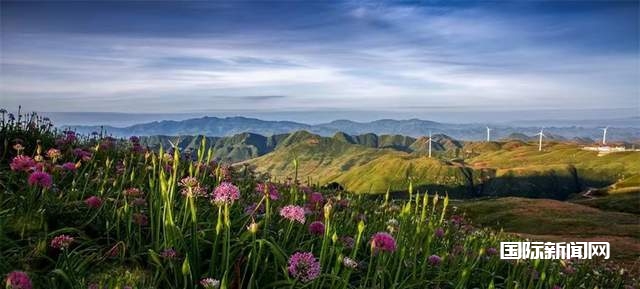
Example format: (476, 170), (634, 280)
(1, 111), (637, 289)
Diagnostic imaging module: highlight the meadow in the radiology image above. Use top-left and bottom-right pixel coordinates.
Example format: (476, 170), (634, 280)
(1, 112), (637, 289)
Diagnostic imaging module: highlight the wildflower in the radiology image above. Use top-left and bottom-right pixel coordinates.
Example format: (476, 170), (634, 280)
(212, 182), (240, 204)
(10, 156), (36, 172)
(280, 205), (306, 224)
(434, 227), (445, 238)
(124, 188), (143, 197)
(428, 254), (442, 266)
(46, 148), (61, 160)
(370, 232), (397, 253)
(552, 286), (562, 289)
(200, 278), (220, 289)
(61, 162), (77, 172)
(179, 176), (206, 197)
(486, 247), (498, 256)
(73, 148), (92, 161)
(256, 182), (279, 200)
(5, 271), (32, 289)
(309, 192), (323, 205)
(450, 215), (464, 226)
(129, 136), (140, 143)
(51, 234), (74, 250)
(160, 248), (178, 260)
(133, 213), (148, 226)
(247, 222), (259, 234)
(87, 283), (100, 289)
(562, 266), (576, 275)
(13, 143), (25, 153)
(342, 257), (358, 269)
(28, 171), (52, 188)
(84, 196), (103, 209)
(308, 221), (325, 236)
(132, 198), (147, 206)
(386, 219), (399, 233)
(340, 236), (355, 249)
(244, 202), (265, 215)
(288, 252), (321, 283)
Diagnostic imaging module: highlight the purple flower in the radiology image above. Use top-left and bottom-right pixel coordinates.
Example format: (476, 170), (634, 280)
(308, 221), (325, 236)
(73, 148), (92, 161)
(370, 232), (397, 253)
(212, 182), (240, 204)
(28, 171), (52, 188)
(51, 234), (74, 250)
(129, 136), (140, 143)
(309, 192), (324, 205)
(84, 196), (103, 209)
(5, 271), (32, 289)
(288, 252), (321, 283)
(280, 205), (306, 224)
(434, 228), (445, 238)
(160, 248), (178, 260)
(340, 236), (355, 249)
(428, 254), (442, 266)
(486, 247), (498, 256)
(10, 156), (36, 172)
(256, 182), (279, 200)
(61, 162), (77, 172)
(133, 213), (148, 226)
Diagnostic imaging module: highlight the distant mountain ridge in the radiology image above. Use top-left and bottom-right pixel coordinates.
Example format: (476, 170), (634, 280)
(69, 116), (640, 142)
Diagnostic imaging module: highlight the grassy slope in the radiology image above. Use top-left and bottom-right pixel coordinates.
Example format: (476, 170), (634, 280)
(457, 197), (640, 261)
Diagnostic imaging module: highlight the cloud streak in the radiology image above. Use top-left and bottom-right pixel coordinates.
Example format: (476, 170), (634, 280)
(0, 1), (637, 115)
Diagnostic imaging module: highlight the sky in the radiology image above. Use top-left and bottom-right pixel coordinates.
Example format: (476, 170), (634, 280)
(1, 1), (638, 124)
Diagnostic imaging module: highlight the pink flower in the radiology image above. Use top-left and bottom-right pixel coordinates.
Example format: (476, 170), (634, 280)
(256, 182), (279, 200)
(370, 232), (397, 253)
(28, 171), (52, 188)
(5, 271), (32, 289)
(46, 148), (61, 159)
(10, 156), (36, 172)
(428, 254), (442, 266)
(84, 196), (103, 208)
(434, 227), (445, 238)
(179, 177), (206, 198)
(280, 205), (306, 224)
(124, 188), (143, 197)
(212, 182), (240, 204)
(308, 221), (325, 236)
(288, 252), (320, 283)
(61, 162), (77, 172)
(51, 234), (74, 250)
(486, 247), (498, 256)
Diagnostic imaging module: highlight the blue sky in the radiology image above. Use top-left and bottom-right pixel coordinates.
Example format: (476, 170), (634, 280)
(1, 1), (638, 122)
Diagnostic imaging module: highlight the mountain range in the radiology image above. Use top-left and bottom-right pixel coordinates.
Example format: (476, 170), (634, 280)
(69, 116), (640, 141)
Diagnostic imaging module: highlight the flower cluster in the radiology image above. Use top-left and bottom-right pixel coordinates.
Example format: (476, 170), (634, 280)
(308, 221), (325, 236)
(84, 196), (103, 209)
(255, 182), (279, 200)
(28, 171), (52, 188)
(50, 234), (74, 250)
(179, 176), (206, 198)
(4, 271), (32, 289)
(288, 252), (321, 283)
(370, 232), (397, 253)
(212, 182), (240, 204)
(199, 278), (220, 289)
(10, 156), (36, 172)
(280, 205), (306, 224)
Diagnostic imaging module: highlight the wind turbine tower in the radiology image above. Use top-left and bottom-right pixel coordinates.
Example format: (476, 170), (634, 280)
(601, 126), (609, 145)
(428, 131), (433, 158)
(537, 129), (545, 152)
(486, 127), (491, 142)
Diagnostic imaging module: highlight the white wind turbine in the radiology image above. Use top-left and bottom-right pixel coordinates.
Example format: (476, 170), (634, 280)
(536, 128), (545, 152)
(428, 131), (433, 158)
(601, 126), (609, 145)
(486, 126), (491, 142)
